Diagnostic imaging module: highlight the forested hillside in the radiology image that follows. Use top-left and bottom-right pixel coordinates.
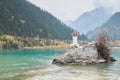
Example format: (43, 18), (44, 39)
(0, 0), (73, 40)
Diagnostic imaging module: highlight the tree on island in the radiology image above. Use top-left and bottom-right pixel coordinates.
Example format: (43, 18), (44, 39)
(95, 30), (116, 63)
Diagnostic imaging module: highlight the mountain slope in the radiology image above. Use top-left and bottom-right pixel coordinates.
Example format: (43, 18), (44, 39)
(70, 7), (112, 34)
(0, 0), (73, 40)
(87, 12), (120, 40)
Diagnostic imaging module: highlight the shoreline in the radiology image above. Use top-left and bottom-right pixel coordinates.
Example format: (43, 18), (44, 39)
(22, 44), (70, 50)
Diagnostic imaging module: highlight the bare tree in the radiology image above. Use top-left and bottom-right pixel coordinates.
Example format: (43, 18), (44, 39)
(95, 30), (116, 63)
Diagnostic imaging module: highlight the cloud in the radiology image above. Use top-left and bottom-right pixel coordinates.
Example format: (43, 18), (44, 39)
(93, 0), (120, 12)
(28, 0), (120, 21)
(28, 0), (94, 21)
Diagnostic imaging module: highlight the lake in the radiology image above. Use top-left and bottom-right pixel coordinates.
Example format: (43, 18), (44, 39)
(0, 49), (120, 80)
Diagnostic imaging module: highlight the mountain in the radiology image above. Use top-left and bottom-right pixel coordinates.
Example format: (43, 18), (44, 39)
(64, 20), (73, 26)
(0, 0), (73, 40)
(87, 12), (120, 40)
(70, 7), (112, 34)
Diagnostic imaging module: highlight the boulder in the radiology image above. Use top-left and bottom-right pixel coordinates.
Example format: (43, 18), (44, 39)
(52, 46), (106, 65)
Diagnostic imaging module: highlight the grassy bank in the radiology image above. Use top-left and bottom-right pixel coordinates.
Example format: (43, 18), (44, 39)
(0, 35), (71, 49)
(22, 44), (70, 50)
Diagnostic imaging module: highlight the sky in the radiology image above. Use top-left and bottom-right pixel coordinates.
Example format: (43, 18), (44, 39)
(28, 0), (120, 22)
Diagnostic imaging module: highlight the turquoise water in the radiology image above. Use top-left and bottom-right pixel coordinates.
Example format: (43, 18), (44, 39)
(0, 49), (64, 80)
(0, 49), (120, 80)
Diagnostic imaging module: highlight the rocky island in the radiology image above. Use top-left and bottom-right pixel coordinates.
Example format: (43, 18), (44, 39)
(52, 44), (116, 65)
(52, 30), (116, 65)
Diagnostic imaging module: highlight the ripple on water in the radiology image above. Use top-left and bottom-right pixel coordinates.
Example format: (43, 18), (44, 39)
(25, 63), (120, 80)
(0, 49), (120, 80)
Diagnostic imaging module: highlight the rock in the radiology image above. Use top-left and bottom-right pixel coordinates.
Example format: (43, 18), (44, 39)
(52, 46), (106, 65)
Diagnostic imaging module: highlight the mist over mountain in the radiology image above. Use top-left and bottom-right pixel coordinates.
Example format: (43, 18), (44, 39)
(0, 0), (73, 40)
(64, 20), (73, 26)
(87, 12), (120, 40)
(70, 7), (113, 34)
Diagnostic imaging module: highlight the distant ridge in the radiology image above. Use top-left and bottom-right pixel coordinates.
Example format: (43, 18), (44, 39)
(87, 12), (120, 40)
(70, 7), (112, 34)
